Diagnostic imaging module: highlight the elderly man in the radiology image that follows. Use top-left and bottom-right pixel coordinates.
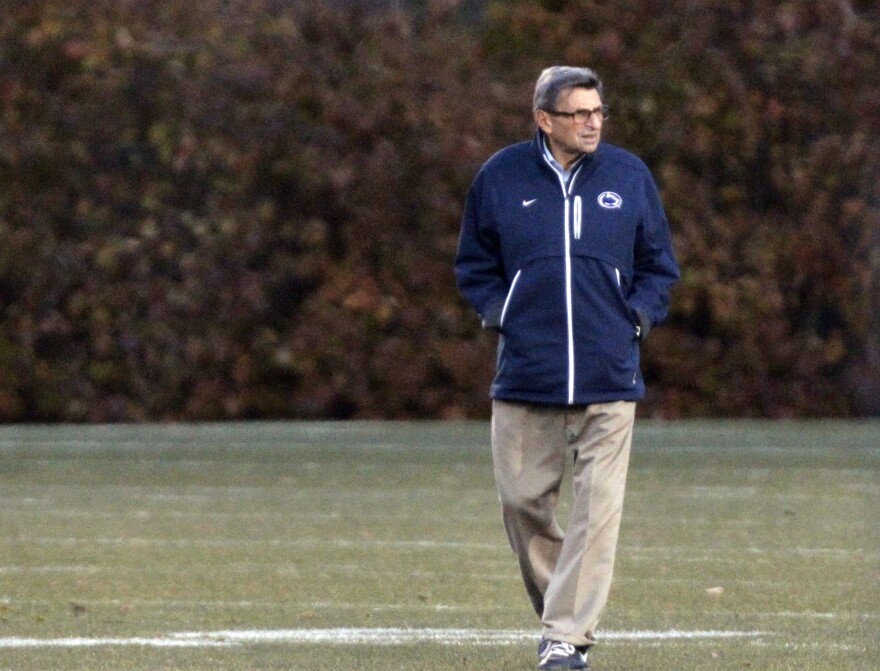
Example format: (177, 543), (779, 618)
(455, 66), (679, 670)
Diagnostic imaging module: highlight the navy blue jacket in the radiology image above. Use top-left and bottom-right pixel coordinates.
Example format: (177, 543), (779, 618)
(455, 131), (680, 405)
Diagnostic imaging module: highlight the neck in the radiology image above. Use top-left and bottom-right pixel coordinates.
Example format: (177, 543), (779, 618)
(556, 152), (583, 171)
(546, 138), (584, 171)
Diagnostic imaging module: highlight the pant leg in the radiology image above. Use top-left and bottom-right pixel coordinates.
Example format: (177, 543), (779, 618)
(491, 400), (568, 617)
(541, 401), (636, 647)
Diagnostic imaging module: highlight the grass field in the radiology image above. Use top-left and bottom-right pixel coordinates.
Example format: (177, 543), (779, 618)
(0, 420), (877, 670)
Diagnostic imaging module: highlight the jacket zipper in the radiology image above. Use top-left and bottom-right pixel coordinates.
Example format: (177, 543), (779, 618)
(543, 156), (583, 405)
(559, 167), (581, 405)
(564, 195), (575, 404)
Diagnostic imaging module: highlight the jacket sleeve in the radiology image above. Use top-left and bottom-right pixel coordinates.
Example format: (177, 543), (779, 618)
(454, 170), (508, 329)
(628, 172), (680, 332)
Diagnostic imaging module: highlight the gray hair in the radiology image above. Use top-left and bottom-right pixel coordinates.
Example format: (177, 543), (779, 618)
(533, 66), (604, 112)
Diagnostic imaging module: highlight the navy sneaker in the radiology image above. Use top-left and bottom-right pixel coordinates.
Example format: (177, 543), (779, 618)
(537, 639), (590, 669)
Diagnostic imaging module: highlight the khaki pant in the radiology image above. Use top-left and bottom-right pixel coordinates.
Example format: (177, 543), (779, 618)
(491, 399), (635, 647)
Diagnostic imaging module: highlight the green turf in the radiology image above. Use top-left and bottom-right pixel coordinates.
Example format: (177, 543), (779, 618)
(0, 420), (877, 670)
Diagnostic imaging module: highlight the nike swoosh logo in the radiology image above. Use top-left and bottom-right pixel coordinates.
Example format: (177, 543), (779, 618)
(522, 199), (537, 207)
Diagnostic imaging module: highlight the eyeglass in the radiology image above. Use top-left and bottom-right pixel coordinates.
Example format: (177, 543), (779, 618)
(545, 105), (609, 123)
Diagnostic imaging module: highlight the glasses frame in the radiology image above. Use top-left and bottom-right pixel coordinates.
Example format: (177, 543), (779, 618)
(544, 105), (610, 124)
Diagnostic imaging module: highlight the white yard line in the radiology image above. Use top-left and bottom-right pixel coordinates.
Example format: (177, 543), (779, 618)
(0, 509), (494, 524)
(0, 627), (769, 649)
(2, 598), (877, 621)
(10, 537), (503, 551)
(0, 598), (509, 611)
(1, 564), (862, 589)
(8, 537), (877, 559)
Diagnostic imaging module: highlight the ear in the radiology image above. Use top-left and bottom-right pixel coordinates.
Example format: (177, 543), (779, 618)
(535, 109), (552, 133)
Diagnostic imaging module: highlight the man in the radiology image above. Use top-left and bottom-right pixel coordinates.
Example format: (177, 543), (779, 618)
(455, 66), (679, 670)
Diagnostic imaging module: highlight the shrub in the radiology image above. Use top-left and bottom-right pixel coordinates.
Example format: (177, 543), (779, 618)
(0, 0), (876, 420)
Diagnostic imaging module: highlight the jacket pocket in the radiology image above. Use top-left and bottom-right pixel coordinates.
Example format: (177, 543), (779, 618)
(499, 269), (522, 328)
(609, 265), (640, 338)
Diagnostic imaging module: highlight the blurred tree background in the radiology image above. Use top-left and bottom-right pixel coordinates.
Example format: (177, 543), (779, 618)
(0, 0), (877, 421)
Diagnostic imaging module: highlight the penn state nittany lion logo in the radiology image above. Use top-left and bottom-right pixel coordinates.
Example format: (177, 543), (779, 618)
(598, 191), (622, 209)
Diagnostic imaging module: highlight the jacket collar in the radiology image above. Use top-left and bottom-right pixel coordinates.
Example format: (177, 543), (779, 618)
(531, 129), (596, 175)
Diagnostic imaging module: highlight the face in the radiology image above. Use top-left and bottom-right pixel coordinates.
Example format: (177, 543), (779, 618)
(536, 87), (604, 167)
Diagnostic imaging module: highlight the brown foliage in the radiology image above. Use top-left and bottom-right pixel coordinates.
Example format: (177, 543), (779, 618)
(0, 0), (877, 420)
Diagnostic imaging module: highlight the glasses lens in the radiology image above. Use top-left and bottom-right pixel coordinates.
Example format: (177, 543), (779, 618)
(572, 107), (609, 123)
